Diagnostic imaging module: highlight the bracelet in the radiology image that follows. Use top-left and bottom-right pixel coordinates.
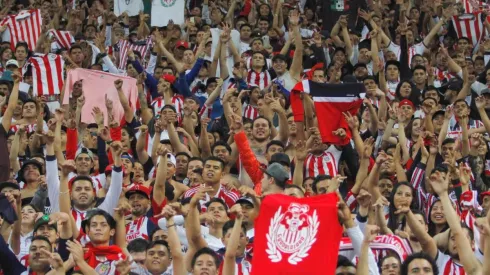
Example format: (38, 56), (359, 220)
(167, 224), (176, 228)
(59, 191), (69, 195)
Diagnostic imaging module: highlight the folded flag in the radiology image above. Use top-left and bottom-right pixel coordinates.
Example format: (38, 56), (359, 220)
(251, 194), (343, 275)
(290, 80), (364, 145)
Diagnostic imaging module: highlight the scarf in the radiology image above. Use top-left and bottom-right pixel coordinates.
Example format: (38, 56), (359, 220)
(83, 243), (126, 269)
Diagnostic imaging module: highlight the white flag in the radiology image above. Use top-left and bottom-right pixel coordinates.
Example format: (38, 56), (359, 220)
(151, 0), (185, 26)
(114, 0), (144, 16)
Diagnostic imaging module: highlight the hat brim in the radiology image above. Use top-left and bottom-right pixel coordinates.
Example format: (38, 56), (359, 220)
(125, 190), (150, 200)
(236, 198), (254, 206)
(0, 181), (20, 192)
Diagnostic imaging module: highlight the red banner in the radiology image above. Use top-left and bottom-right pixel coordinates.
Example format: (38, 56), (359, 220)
(251, 194), (343, 275)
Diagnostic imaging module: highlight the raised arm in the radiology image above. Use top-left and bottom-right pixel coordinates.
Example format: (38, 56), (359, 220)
(1, 71), (19, 132)
(153, 145), (168, 206)
(223, 204), (244, 275)
(288, 10), (303, 81)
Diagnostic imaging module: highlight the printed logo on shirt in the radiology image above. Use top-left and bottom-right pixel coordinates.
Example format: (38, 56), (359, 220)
(160, 0), (176, 7)
(330, 0), (350, 11)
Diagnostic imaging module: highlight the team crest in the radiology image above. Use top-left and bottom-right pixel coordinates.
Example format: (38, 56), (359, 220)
(266, 203), (319, 265)
(160, 0), (176, 7)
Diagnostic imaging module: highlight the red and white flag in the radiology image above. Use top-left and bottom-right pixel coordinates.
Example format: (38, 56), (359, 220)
(290, 80), (364, 146)
(0, 9), (42, 50)
(251, 194), (343, 275)
(118, 38), (152, 70)
(49, 29), (74, 50)
(29, 53), (64, 96)
(451, 12), (484, 48)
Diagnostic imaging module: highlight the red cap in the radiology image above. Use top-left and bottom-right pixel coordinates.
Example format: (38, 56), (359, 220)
(161, 74), (176, 85)
(175, 40), (189, 49)
(399, 99), (415, 110)
(125, 184), (151, 199)
(481, 191), (490, 198)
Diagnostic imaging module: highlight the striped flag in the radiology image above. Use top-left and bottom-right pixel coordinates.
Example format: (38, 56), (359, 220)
(29, 53), (64, 96)
(451, 12), (484, 49)
(0, 9), (42, 50)
(118, 38), (152, 70)
(49, 29), (74, 50)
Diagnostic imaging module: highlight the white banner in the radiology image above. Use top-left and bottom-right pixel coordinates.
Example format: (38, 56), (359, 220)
(151, 0), (185, 26)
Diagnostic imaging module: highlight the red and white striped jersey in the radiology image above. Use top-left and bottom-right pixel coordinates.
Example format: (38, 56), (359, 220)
(452, 12), (484, 48)
(125, 216), (157, 242)
(303, 146), (342, 178)
(150, 95), (184, 122)
(49, 29), (74, 50)
(28, 53), (64, 96)
(436, 251), (465, 275)
(242, 103), (259, 120)
(183, 185), (240, 212)
(118, 38), (152, 70)
(246, 70), (270, 90)
(446, 118), (483, 139)
(386, 80), (399, 101)
(386, 42), (426, 67)
(434, 67), (457, 82)
(0, 9), (42, 50)
(71, 208), (88, 230)
(218, 259), (252, 275)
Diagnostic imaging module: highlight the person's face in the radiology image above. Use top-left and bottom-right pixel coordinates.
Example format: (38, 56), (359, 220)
(145, 244), (172, 273)
(273, 59), (287, 74)
(23, 163), (40, 182)
(15, 46), (27, 60)
(413, 69), (427, 84)
(424, 89), (440, 102)
(84, 26), (96, 39)
(386, 65), (399, 80)
(240, 26), (252, 39)
(384, 51), (397, 62)
(133, 162), (144, 181)
(379, 178), (393, 198)
(152, 229), (168, 241)
(411, 56), (424, 68)
(35, 224), (58, 244)
(400, 104), (414, 119)
(22, 102), (37, 118)
(183, 49), (194, 64)
(21, 205), (37, 224)
(441, 142), (455, 160)
(1, 48), (12, 60)
(437, 52), (448, 68)
(212, 145), (230, 164)
(412, 118), (422, 137)
(448, 228), (473, 258)
(71, 180), (95, 209)
(314, 179), (336, 195)
(176, 155), (189, 176)
(252, 118), (270, 141)
(454, 101), (468, 117)
(406, 30), (414, 45)
(239, 202), (256, 225)
(358, 48), (370, 64)
(70, 48), (84, 63)
(184, 98), (199, 111)
(285, 187), (304, 198)
(406, 258), (434, 275)
(457, 39), (470, 53)
(192, 254), (218, 275)
(187, 160), (203, 179)
(287, 116), (297, 136)
(430, 200), (446, 225)
(335, 266), (356, 275)
(258, 20), (269, 34)
(265, 145), (284, 162)
(380, 256), (400, 275)
(393, 184), (413, 209)
(380, 155), (395, 174)
(87, 215), (115, 244)
(129, 193), (150, 216)
(207, 201), (229, 224)
(28, 239), (51, 271)
(313, 69), (326, 83)
(363, 79), (377, 91)
(202, 160), (223, 184)
(354, 66), (368, 79)
(127, 63), (138, 78)
(154, 67), (164, 80)
(75, 153), (93, 174)
(252, 53), (265, 68)
(475, 59), (485, 74)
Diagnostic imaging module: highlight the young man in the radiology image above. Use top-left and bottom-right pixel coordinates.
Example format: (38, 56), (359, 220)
(183, 157), (240, 211)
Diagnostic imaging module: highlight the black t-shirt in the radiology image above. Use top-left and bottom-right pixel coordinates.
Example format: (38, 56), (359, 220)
(0, 125), (10, 182)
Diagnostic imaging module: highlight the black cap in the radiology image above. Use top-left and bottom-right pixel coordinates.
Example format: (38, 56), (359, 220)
(270, 153), (291, 167)
(433, 109), (446, 118)
(236, 196), (254, 207)
(446, 78), (463, 91)
(385, 60), (401, 69)
(18, 159), (44, 182)
(353, 63), (367, 71)
(0, 181), (20, 192)
(34, 215), (57, 233)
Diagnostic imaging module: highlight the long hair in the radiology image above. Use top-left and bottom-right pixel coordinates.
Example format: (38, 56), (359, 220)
(427, 199), (449, 237)
(387, 182), (418, 232)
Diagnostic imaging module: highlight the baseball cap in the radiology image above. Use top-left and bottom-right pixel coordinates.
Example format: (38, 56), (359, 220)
(161, 74), (176, 84)
(5, 59), (19, 68)
(446, 78), (463, 91)
(34, 215), (57, 233)
(270, 153), (291, 167)
(0, 181), (20, 192)
(481, 88), (490, 95)
(125, 184), (151, 200)
(480, 191), (490, 199)
(353, 63), (367, 71)
(76, 147), (94, 160)
(18, 159), (44, 182)
(175, 40), (189, 49)
(399, 99), (415, 110)
(236, 196), (254, 207)
(261, 163), (289, 183)
(432, 109), (445, 118)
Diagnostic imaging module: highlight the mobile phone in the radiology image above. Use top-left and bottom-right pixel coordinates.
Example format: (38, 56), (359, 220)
(263, 36), (271, 48)
(190, 17), (195, 24)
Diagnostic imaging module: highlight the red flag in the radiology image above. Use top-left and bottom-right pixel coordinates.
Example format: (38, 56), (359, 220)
(290, 80), (364, 146)
(251, 194), (343, 275)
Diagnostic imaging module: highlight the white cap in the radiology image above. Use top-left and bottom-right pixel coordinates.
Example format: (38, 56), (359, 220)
(5, 59), (19, 68)
(157, 154), (176, 166)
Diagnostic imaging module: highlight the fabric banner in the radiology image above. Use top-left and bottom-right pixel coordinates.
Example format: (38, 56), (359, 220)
(151, 0), (185, 26)
(114, 0), (144, 16)
(339, 234), (413, 261)
(290, 80), (364, 145)
(251, 194), (343, 275)
(62, 68), (137, 126)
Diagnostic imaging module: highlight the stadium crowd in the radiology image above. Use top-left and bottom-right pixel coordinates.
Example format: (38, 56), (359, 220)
(1, 0), (490, 274)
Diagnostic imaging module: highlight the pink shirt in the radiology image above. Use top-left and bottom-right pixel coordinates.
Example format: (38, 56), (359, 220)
(63, 68), (138, 126)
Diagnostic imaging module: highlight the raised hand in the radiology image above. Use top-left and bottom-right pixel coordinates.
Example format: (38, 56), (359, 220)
(295, 140), (308, 161)
(429, 170), (449, 195)
(229, 204), (243, 219)
(60, 160), (76, 177)
(362, 137), (375, 159)
(114, 79), (123, 90)
(110, 141), (123, 157)
(343, 112), (359, 130)
(92, 107), (104, 125)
